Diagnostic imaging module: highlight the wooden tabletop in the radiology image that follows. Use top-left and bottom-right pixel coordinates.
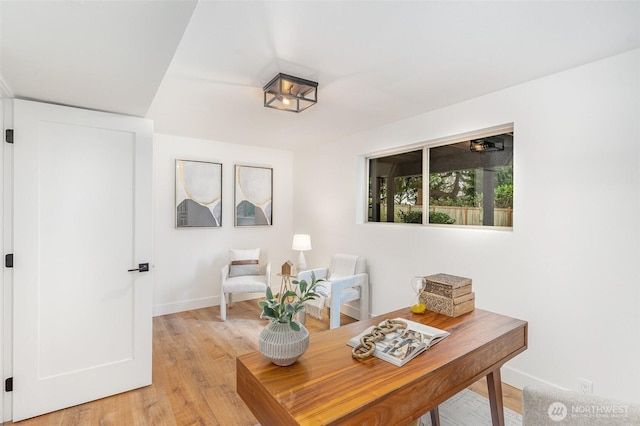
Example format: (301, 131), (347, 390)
(237, 308), (527, 426)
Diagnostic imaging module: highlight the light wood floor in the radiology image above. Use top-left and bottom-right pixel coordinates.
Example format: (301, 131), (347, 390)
(6, 301), (522, 425)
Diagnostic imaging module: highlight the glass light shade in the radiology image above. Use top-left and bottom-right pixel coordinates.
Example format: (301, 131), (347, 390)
(264, 73), (318, 113)
(291, 234), (312, 251)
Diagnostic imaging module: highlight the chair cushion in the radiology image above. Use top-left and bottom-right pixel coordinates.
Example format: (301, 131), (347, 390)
(230, 248), (260, 261)
(230, 259), (259, 277)
(223, 275), (268, 293)
(523, 385), (640, 425)
(229, 248), (260, 277)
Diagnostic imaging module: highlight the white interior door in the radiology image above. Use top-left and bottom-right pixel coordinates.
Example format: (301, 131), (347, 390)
(12, 99), (153, 421)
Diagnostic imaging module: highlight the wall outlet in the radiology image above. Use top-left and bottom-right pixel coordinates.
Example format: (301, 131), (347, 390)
(578, 378), (593, 394)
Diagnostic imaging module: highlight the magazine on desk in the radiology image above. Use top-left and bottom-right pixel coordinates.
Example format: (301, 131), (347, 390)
(347, 318), (450, 367)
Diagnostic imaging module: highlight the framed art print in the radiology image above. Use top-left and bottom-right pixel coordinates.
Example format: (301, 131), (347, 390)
(234, 165), (273, 226)
(175, 159), (222, 228)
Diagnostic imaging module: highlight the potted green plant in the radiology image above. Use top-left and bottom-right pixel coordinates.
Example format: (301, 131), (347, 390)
(257, 272), (323, 366)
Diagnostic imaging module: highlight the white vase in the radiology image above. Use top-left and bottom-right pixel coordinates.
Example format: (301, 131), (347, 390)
(259, 321), (309, 366)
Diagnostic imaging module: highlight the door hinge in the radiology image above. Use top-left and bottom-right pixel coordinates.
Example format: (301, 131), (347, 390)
(5, 253), (13, 268)
(5, 377), (12, 392)
(5, 129), (13, 144)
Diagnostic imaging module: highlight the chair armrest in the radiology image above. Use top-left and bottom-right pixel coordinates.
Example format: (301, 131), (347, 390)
(221, 264), (230, 284)
(330, 273), (368, 293)
(297, 268), (329, 283)
(264, 262), (271, 286)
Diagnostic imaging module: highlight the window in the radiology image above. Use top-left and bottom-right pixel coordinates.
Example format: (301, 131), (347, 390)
(369, 150), (423, 223)
(367, 130), (513, 227)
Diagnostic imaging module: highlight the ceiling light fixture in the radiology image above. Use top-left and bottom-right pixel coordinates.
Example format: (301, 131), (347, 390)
(263, 73), (318, 113)
(470, 137), (505, 152)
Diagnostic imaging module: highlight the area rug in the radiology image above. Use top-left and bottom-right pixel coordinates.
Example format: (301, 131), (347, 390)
(420, 389), (522, 426)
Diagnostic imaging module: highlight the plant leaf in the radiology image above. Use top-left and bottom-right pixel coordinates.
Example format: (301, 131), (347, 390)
(289, 321), (300, 331)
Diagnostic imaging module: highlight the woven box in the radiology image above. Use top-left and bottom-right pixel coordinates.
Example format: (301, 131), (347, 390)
(423, 281), (472, 299)
(423, 273), (472, 296)
(420, 274), (474, 317)
(419, 291), (475, 317)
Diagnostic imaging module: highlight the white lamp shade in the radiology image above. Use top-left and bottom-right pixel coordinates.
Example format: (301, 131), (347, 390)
(291, 234), (312, 251)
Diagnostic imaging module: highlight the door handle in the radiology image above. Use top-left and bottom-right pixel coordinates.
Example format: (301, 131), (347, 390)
(128, 263), (149, 272)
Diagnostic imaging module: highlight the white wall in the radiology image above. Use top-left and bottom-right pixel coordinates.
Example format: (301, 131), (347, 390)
(152, 133), (294, 316)
(293, 49), (640, 402)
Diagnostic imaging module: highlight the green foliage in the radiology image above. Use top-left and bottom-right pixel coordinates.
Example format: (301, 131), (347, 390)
(257, 272), (323, 331)
(430, 165), (513, 210)
(495, 183), (513, 208)
(496, 166), (513, 187)
(429, 170), (479, 206)
(370, 175), (423, 208)
(397, 209), (422, 223)
(429, 196), (478, 207)
(393, 176), (422, 205)
(429, 211), (455, 224)
(494, 166), (513, 208)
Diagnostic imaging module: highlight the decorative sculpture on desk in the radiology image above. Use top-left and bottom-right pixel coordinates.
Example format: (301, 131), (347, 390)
(351, 319), (408, 360)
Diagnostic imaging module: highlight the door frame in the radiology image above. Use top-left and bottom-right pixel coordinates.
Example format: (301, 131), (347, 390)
(2, 98), (155, 421)
(2, 98), (13, 423)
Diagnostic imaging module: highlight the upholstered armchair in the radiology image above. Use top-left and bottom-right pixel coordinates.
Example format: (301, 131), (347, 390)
(220, 248), (270, 321)
(523, 384), (640, 425)
(298, 254), (369, 329)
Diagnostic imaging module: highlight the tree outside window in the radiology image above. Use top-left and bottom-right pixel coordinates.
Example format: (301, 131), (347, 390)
(368, 131), (513, 227)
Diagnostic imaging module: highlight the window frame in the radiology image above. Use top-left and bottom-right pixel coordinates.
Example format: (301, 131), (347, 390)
(363, 123), (514, 229)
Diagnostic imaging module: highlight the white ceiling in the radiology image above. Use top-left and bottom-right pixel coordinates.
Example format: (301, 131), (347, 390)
(1, 1), (639, 151)
(0, 0), (198, 116)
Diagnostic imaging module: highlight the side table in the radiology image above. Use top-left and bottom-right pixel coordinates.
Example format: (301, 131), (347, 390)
(276, 273), (296, 297)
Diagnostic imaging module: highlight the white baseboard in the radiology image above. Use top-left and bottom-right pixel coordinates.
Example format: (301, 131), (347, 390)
(502, 364), (567, 392)
(152, 293), (265, 317)
(340, 303), (361, 321)
(153, 296), (218, 317)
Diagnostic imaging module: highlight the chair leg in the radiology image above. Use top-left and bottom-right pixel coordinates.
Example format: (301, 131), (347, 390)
(329, 315), (340, 329)
(360, 285), (369, 321)
(329, 300), (341, 329)
(220, 292), (227, 321)
(228, 293), (233, 308)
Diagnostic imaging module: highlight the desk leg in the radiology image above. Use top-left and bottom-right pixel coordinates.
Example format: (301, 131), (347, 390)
(486, 369), (505, 426)
(429, 406), (440, 426)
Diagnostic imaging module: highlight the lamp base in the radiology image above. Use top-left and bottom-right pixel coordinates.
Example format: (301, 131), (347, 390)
(297, 251), (308, 273)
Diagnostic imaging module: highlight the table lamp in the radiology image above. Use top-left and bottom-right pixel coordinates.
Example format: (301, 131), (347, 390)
(291, 234), (312, 272)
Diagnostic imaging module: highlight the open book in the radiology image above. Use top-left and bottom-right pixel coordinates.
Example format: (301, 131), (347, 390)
(347, 318), (449, 367)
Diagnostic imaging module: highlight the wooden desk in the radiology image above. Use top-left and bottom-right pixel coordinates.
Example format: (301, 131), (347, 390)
(237, 308), (527, 426)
